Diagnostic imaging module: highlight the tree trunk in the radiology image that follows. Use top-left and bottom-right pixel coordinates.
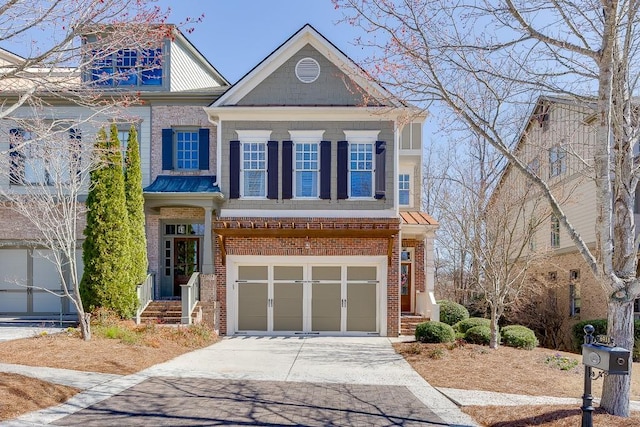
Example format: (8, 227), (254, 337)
(599, 300), (634, 416)
(489, 304), (500, 349)
(78, 312), (91, 341)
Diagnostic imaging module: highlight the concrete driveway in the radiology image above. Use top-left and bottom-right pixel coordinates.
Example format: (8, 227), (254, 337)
(7, 337), (477, 426)
(0, 321), (67, 342)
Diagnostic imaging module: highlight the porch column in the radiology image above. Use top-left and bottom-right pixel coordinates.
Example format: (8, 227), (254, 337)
(202, 207), (214, 274)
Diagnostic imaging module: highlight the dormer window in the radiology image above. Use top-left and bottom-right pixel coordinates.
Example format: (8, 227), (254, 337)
(91, 48), (162, 87)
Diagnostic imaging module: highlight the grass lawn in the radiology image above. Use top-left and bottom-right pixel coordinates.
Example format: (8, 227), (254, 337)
(395, 341), (640, 426)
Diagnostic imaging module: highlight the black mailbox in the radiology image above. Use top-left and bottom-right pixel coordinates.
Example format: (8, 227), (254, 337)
(582, 343), (631, 375)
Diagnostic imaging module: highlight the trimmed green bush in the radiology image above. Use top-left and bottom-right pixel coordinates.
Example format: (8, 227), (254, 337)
(415, 321), (455, 343)
(571, 319), (608, 351)
(454, 317), (491, 334)
(501, 325), (539, 350)
(437, 300), (470, 326)
(465, 325), (493, 345)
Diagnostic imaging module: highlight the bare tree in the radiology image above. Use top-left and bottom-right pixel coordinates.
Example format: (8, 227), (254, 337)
(336, 0), (640, 414)
(0, 120), (97, 339)
(0, 1), (178, 340)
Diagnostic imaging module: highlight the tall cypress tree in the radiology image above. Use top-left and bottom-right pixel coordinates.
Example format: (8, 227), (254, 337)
(80, 124), (136, 318)
(124, 125), (148, 285)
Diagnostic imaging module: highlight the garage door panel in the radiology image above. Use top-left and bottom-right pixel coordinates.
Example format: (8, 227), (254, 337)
(0, 249), (27, 290)
(0, 293), (27, 312)
(312, 283), (341, 331)
(33, 251), (61, 290)
(238, 283), (268, 331)
(273, 283), (303, 331)
(347, 283), (377, 332)
(33, 292), (61, 313)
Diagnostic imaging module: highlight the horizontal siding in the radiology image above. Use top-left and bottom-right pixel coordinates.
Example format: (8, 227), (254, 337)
(220, 120), (395, 211)
(169, 41), (221, 92)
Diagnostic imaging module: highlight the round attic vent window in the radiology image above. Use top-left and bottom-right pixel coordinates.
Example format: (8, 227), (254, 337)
(295, 58), (320, 83)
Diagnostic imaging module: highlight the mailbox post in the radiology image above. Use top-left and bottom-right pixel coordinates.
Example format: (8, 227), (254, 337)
(580, 324), (631, 427)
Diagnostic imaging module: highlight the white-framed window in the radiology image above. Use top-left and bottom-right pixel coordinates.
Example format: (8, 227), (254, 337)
(238, 130), (271, 198)
(550, 216), (560, 248)
(175, 129), (199, 170)
(9, 126), (78, 186)
(399, 173), (411, 206)
(549, 145), (566, 177)
(345, 130), (379, 199)
(569, 270), (581, 317)
(117, 123), (141, 161)
(290, 130), (323, 198)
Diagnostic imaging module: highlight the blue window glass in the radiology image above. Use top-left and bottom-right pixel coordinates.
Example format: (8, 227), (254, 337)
(91, 51), (113, 85)
(349, 143), (373, 197)
(116, 50), (138, 85)
(243, 142), (266, 197)
(141, 48), (163, 86)
(399, 174), (410, 205)
(90, 48), (162, 87)
(295, 143), (318, 197)
(175, 131), (199, 170)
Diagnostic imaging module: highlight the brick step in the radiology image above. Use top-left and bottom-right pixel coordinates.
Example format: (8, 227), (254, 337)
(400, 316), (429, 336)
(140, 300), (184, 324)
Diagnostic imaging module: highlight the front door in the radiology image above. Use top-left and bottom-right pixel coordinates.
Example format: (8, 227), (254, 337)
(174, 238), (199, 296)
(401, 262), (412, 312)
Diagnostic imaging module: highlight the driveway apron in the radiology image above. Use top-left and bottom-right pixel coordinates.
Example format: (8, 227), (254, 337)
(9, 336), (477, 426)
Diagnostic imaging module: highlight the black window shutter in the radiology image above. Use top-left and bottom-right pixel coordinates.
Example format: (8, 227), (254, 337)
(229, 140), (240, 199)
(320, 141), (331, 199)
(282, 141), (293, 199)
(267, 141), (279, 200)
(337, 141), (348, 200)
(162, 128), (173, 170)
(375, 141), (386, 200)
(198, 128), (210, 170)
(9, 128), (23, 184)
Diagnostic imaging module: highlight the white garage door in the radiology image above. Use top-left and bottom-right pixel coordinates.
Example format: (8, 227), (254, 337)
(231, 256), (385, 336)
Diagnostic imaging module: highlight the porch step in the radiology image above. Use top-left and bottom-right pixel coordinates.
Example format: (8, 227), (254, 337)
(140, 301), (183, 324)
(400, 315), (429, 336)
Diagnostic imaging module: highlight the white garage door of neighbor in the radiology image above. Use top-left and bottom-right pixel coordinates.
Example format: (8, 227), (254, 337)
(0, 249), (80, 315)
(230, 257), (386, 335)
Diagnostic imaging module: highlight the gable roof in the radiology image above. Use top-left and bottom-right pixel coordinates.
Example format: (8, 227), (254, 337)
(211, 24), (402, 108)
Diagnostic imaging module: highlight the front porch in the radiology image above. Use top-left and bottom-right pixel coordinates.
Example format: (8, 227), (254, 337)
(136, 272), (212, 327)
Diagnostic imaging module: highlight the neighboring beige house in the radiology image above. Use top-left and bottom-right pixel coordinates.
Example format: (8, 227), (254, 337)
(492, 95), (635, 345)
(0, 24), (439, 337)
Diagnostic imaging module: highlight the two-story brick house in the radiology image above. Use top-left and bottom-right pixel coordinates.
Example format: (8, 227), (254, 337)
(197, 25), (438, 336)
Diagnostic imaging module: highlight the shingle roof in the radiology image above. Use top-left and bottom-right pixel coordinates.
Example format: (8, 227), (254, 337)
(400, 211), (439, 226)
(144, 175), (220, 193)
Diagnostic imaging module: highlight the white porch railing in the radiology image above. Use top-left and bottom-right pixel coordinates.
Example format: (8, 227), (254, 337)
(181, 272), (200, 325)
(136, 273), (155, 325)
